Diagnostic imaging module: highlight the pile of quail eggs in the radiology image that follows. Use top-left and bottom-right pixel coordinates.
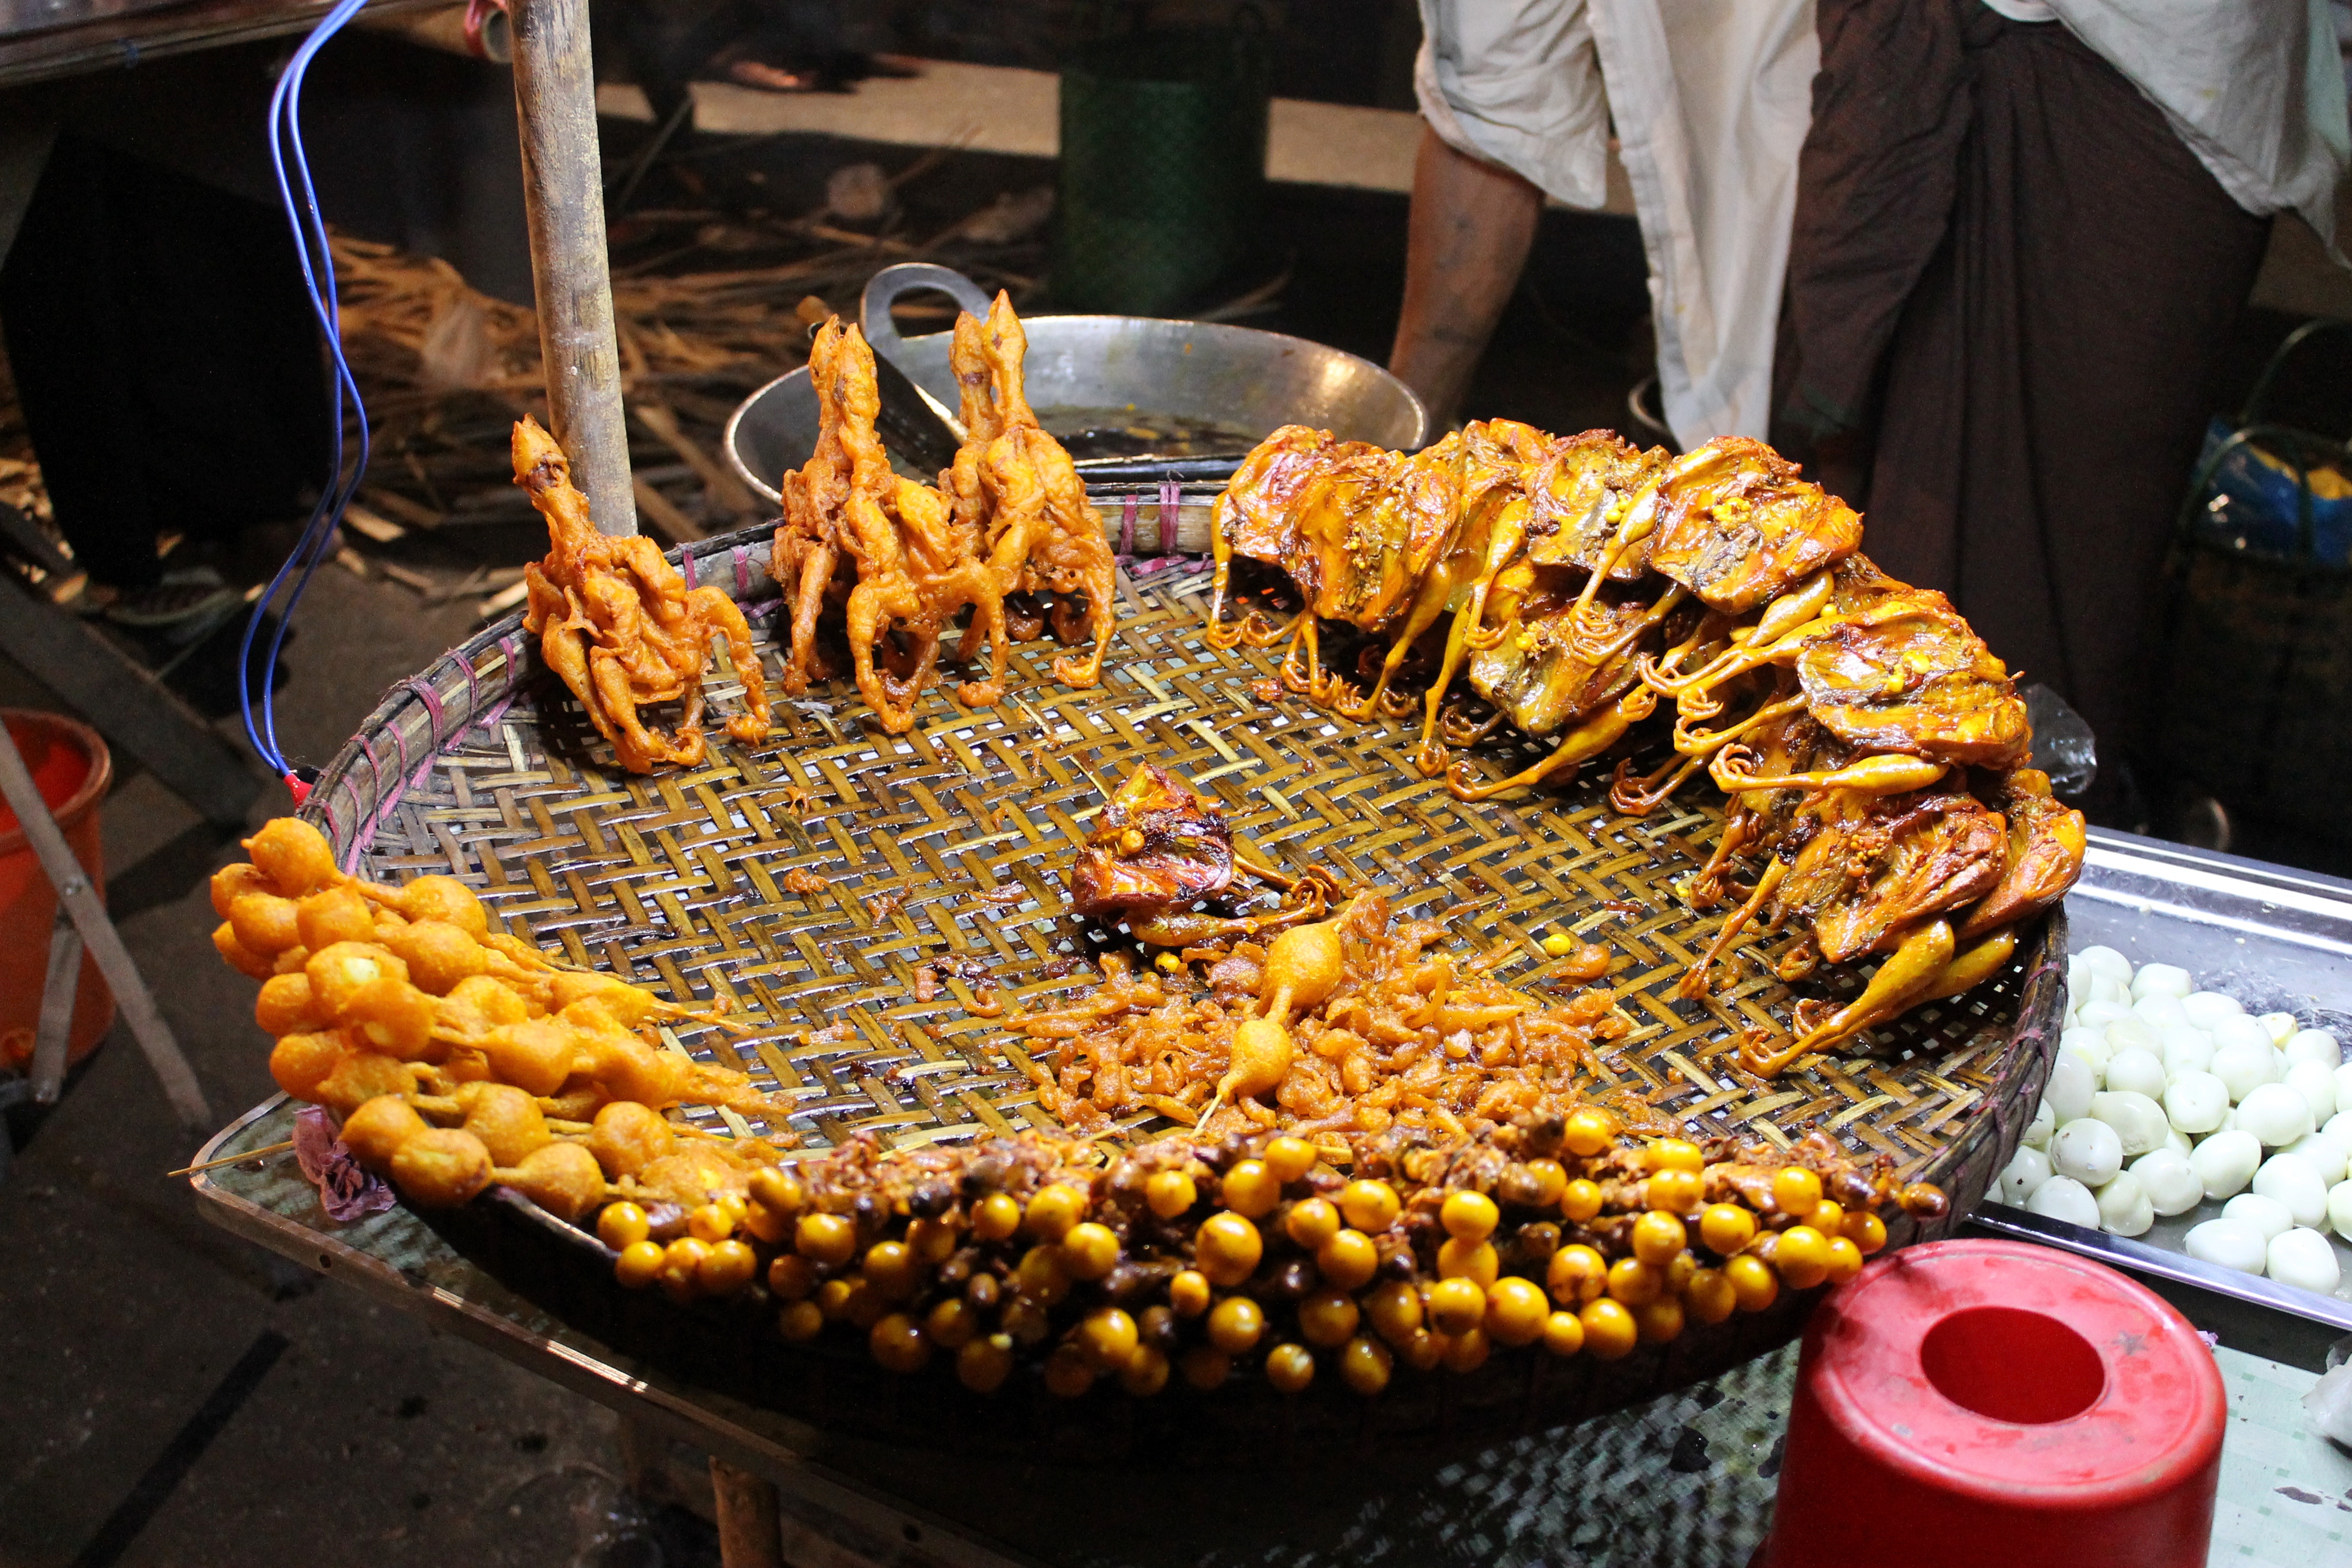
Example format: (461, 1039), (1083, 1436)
(1995, 946), (2350, 1296)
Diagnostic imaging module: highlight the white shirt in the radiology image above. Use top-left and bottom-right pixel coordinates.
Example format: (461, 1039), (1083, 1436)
(1414, 0), (2349, 451)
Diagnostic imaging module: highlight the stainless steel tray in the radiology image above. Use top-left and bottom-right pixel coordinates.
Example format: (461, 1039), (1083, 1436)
(1979, 825), (2352, 1331)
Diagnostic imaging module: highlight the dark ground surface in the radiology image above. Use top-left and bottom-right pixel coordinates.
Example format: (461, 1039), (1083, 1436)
(0, 78), (2347, 1568)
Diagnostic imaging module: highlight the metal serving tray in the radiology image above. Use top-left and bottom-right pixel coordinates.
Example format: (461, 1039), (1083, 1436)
(1975, 825), (2352, 1331)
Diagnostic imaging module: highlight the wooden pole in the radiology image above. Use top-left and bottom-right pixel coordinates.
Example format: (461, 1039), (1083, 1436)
(707, 1457), (783, 1568)
(508, 0), (637, 536)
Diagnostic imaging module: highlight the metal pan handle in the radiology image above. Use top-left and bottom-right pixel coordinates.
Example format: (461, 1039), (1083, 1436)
(860, 263), (996, 368)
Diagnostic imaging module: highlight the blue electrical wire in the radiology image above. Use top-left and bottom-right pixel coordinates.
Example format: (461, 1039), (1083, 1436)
(242, 0), (375, 791)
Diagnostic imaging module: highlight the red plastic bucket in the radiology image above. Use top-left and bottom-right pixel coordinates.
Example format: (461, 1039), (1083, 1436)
(0, 709), (114, 1070)
(1753, 1239), (2225, 1568)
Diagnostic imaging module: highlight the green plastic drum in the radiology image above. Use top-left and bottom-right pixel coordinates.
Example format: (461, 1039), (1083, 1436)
(1054, 29), (1270, 315)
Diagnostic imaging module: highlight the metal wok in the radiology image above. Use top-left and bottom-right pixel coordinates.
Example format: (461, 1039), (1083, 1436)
(722, 263), (1428, 506)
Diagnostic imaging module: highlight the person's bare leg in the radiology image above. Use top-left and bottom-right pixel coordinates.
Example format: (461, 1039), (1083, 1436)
(1389, 125), (1543, 429)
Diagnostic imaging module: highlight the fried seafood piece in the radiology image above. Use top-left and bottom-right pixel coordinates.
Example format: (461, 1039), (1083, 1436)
(949, 294), (1118, 689)
(1066, 764), (1332, 948)
(518, 418), (770, 773)
(1010, 888), (1623, 1141)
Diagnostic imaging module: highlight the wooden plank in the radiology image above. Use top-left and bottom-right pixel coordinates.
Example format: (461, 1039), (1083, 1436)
(508, 0), (637, 536)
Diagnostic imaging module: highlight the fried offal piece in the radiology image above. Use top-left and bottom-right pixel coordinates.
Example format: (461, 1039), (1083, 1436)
(518, 418), (769, 773)
(1066, 764), (1330, 948)
(1068, 764), (1235, 918)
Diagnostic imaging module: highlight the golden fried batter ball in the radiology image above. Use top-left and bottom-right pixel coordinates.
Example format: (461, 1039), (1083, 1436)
(228, 892), (302, 957)
(504, 1142), (606, 1222)
(382, 919), (490, 997)
(243, 818), (339, 897)
(269, 1030), (348, 1101)
(589, 1100), (676, 1179)
(392, 1127), (494, 1208)
(340, 1094), (429, 1173)
(296, 885), (375, 951)
(459, 1082), (551, 1167)
(398, 875), (489, 939)
(254, 973), (328, 1036)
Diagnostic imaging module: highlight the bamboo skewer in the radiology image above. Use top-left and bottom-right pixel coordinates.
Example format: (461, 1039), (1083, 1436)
(167, 1140), (296, 1178)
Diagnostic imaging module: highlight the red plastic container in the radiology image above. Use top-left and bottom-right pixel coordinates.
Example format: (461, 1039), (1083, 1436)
(1754, 1239), (2225, 1568)
(0, 709), (113, 1070)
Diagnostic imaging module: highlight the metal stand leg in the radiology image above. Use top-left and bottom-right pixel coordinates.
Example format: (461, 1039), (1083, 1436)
(0, 721), (212, 1135)
(30, 907), (80, 1103)
(709, 1457), (783, 1568)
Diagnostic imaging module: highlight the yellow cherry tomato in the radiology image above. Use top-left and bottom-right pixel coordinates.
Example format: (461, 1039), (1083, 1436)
(1774, 1225), (1832, 1289)
(1340, 1335), (1393, 1395)
(1606, 1257), (1662, 1306)
(1773, 1166), (1822, 1218)
(1842, 1210), (1888, 1255)
(1146, 1168), (1197, 1218)
(1560, 1178), (1604, 1223)
(1822, 1236), (1865, 1286)
(1699, 1202), (1758, 1256)
(1547, 1243), (1607, 1305)
(1542, 1309), (1586, 1358)
(1562, 1106), (1616, 1157)
(1631, 1211), (1688, 1265)
(1264, 1136), (1317, 1184)
(1441, 1189), (1500, 1242)
(1428, 1277), (1487, 1336)
(1648, 1138), (1703, 1174)
(1221, 1159), (1281, 1218)
(1684, 1266), (1737, 1325)
(1285, 1197), (1341, 1250)
(1581, 1297), (1638, 1360)
(613, 1239), (665, 1289)
(1484, 1277), (1548, 1346)
(1438, 1237), (1499, 1287)
(1725, 1253), (1779, 1314)
(1316, 1228), (1380, 1290)
(1339, 1179), (1401, 1232)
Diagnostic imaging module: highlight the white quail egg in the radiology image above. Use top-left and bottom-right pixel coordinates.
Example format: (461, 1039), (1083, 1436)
(2258, 1011), (2301, 1046)
(2025, 1174), (2101, 1229)
(2060, 1027), (2115, 1081)
(2073, 946), (2132, 987)
(2133, 992), (2192, 1032)
(2190, 1129), (2263, 1201)
(2046, 1049), (2098, 1123)
(2023, 1097), (2055, 1150)
(2237, 1082), (2316, 1147)
(2163, 1072), (2230, 1135)
(2159, 1026), (2216, 1076)
(2328, 1178), (2352, 1243)
(2213, 1036), (2282, 1102)
(2287, 1028), (2343, 1069)
(2132, 963), (2193, 1001)
(2129, 1147), (2205, 1216)
(2184, 1217), (2267, 1273)
(2090, 1091), (2168, 1157)
(2181, 990), (2245, 1030)
(2104, 1047), (2167, 1101)
(2050, 1118), (2124, 1186)
(1997, 1145), (2054, 1205)
(2285, 1060), (2338, 1124)
(2252, 1153), (2329, 1227)
(2324, 1109), (2352, 1145)
(2094, 1173), (2155, 1237)
(2223, 1191), (2295, 1240)
(2266, 1228), (2342, 1294)
(2077, 1000), (2133, 1032)
(2280, 1131), (2349, 1184)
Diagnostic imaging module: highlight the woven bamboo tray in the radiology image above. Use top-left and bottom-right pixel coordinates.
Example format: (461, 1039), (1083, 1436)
(300, 517), (2064, 1460)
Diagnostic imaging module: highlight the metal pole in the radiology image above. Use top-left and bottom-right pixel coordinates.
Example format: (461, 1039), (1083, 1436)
(508, 0), (637, 536)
